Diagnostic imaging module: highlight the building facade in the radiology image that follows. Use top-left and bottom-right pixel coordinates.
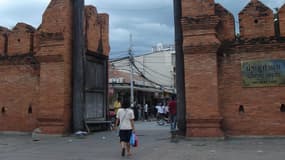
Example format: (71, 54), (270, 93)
(109, 44), (176, 115)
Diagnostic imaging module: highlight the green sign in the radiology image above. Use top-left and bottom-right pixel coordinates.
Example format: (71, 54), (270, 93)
(241, 59), (285, 87)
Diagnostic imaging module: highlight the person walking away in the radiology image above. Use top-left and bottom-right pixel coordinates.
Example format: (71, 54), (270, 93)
(144, 103), (148, 121)
(168, 96), (177, 132)
(115, 100), (135, 157)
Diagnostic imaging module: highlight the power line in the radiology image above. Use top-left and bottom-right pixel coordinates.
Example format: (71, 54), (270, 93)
(134, 59), (172, 79)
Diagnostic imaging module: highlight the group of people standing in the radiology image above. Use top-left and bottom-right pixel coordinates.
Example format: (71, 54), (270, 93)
(155, 96), (177, 131)
(113, 96), (177, 157)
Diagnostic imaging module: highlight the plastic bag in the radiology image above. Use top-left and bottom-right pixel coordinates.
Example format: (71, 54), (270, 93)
(130, 132), (138, 147)
(134, 134), (138, 147)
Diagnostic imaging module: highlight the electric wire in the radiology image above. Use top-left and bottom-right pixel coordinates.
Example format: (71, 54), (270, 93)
(131, 59), (173, 88)
(134, 59), (172, 79)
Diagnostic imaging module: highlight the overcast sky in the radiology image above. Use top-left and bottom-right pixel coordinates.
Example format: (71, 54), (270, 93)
(0, 0), (285, 58)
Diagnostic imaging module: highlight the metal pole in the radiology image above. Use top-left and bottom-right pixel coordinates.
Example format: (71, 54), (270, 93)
(72, 0), (85, 132)
(173, 0), (186, 134)
(129, 34), (134, 108)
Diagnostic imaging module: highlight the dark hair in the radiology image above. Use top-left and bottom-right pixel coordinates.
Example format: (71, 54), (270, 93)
(121, 100), (130, 109)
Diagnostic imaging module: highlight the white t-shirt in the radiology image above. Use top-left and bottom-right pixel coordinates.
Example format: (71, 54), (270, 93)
(164, 106), (169, 113)
(144, 104), (148, 112)
(156, 105), (164, 114)
(116, 108), (134, 130)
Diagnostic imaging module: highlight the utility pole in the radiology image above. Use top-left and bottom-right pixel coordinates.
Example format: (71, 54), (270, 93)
(129, 34), (134, 108)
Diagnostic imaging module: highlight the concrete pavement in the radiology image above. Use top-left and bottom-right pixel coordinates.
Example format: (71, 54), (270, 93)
(1, 121), (285, 160)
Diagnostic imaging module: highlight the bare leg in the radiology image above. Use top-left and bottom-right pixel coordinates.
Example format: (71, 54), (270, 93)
(120, 141), (125, 148)
(126, 143), (132, 156)
(121, 141), (126, 156)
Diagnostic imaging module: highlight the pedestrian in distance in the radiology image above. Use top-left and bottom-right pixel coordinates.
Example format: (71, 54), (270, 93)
(168, 96), (177, 132)
(113, 98), (122, 115)
(155, 102), (164, 121)
(144, 103), (148, 121)
(115, 100), (135, 157)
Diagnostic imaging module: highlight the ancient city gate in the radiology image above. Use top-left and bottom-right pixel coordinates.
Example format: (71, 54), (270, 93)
(181, 0), (285, 137)
(0, 0), (110, 134)
(2, 0), (285, 138)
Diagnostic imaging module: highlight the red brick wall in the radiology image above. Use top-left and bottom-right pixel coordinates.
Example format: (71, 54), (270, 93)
(40, 0), (72, 34)
(182, 0), (224, 137)
(215, 4), (235, 41)
(239, 0), (275, 39)
(85, 6), (100, 53)
(182, 0), (215, 17)
(0, 0), (109, 134)
(0, 27), (8, 56)
(36, 0), (73, 134)
(0, 65), (39, 132)
(7, 23), (35, 56)
(279, 4), (285, 37)
(38, 62), (67, 134)
(219, 44), (285, 136)
(182, 0), (285, 137)
(0, 35), (5, 56)
(184, 52), (224, 137)
(99, 13), (110, 56)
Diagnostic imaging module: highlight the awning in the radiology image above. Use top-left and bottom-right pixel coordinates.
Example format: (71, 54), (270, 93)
(109, 84), (163, 93)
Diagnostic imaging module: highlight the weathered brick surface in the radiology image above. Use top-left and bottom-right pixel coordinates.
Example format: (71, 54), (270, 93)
(182, 0), (223, 137)
(0, 27), (9, 56)
(0, 35), (4, 56)
(279, 4), (285, 37)
(98, 14), (110, 56)
(182, 0), (285, 137)
(239, 0), (275, 39)
(85, 6), (100, 53)
(182, 0), (215, 17)
(215, 4), (235, 41)
(7, 23), (35, 56)
(219, 44), (285, 136)
(36, 0), (73, 134)
(0, 0), (109, 134)
(184, 52), (224, 137)
(38, 62), (67, 134)
(39, 0), (72, 34)
(0, 65), (39, 132)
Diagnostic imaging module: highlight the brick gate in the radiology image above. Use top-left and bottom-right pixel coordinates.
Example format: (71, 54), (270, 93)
(182, 0), (285, 137)
(0, 0), (110, 134)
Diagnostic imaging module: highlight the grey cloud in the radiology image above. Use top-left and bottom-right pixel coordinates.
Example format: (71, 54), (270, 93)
(0, 0), (49, 28)
(86, 0), (174, 56)
(1, 0), (284, 58)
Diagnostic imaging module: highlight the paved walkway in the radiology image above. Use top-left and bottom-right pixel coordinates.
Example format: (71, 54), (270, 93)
(1, 121), (285, 160)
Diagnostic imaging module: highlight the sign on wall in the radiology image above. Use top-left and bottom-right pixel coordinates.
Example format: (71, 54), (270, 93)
(241, 59), (285, 87)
